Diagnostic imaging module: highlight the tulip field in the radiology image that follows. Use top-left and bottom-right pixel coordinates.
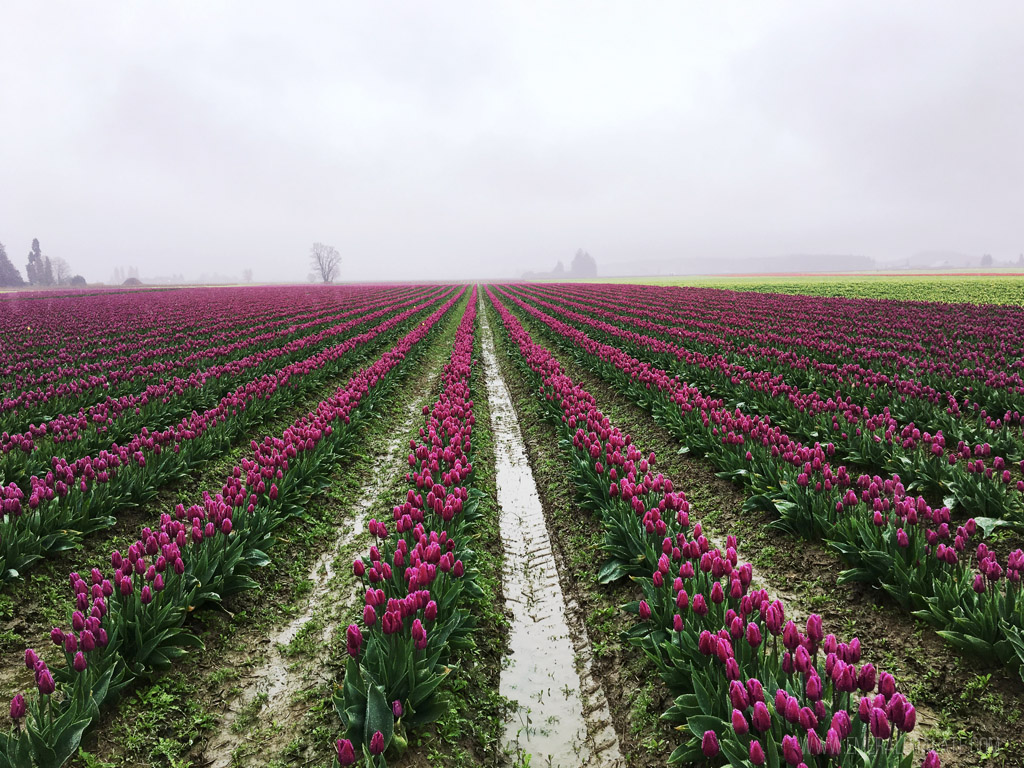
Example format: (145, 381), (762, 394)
(0, 282), (1022, 767)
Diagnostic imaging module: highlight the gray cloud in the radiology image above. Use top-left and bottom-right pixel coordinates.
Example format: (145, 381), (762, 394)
(1, 1), (1022, 283)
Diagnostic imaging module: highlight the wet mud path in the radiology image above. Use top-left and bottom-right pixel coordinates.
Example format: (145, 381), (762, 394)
(479, 300), (623, 768)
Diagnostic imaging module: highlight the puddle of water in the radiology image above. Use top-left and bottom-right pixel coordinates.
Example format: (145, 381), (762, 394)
(479, 298), (623, 768)
(203, 367), (440, 767)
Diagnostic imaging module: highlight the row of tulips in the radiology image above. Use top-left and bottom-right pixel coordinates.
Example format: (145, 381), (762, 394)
(494, 286), (1024, 679)
(487, 288), (937, 768)
(0, 290), (453, 583)
(0, 288), (464, 768)
(0, 286), (386, 395)
(331, 289), (481, 767)
(532, 281), (1024, 401)
(0, 285), (366, 381)
(0, 287), (429, 435)
(522, 283), (1024, 452)
(0, 286), (440, 482)
(508, 286), (1024, 522)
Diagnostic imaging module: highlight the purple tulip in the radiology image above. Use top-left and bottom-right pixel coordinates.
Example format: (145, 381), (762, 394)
(870, 707), (891, 739)
(73, 652), (88, 672)
(392, 700), (403, 719)
(701, 730), (719, 758)
(806, 728), (823, 756)
(728, 680), (748, 710)
(902, 704), (917, 732)
(749, 739), (766, 766)
(825, 727), (842, 757)
(9, 694), (25, 720)
(369, 730), (385, 755)
(335, 738), (356, 765)
(24, 649), (38, 670)
(731, 709), (749, 735)
(782, 734), (802, 766)
(346, 624), (362, 657)
(806, 614), (823, 644)
(751, 700), (771, 731)
(37, 667), (55, 695)
(923, 750), (941, 768)
(363, 604), (377, 627)
(857, 662), (876, 692)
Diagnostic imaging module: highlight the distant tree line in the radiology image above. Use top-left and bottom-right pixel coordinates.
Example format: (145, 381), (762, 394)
(522, 248), (598, 280)
(0, 238), (86, 288)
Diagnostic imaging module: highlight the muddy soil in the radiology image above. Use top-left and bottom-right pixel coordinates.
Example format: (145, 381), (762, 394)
(485, 298), (684, 768)
(480, 301), (623, 768)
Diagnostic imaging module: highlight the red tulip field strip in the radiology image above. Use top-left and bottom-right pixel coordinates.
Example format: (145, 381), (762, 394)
(331, 289), (478, 766)
(0, 286), (432, 433)
(493, 285), (1024, 679)
(0, 285), (444, 480)
(0, 288), (464, 766)
(0, 288), (454, 582)
(507, 285), (1024, 522)
(487, 288), (939, 768)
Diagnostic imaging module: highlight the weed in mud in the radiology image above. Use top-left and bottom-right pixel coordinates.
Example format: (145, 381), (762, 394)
(231, 692), (269, 734)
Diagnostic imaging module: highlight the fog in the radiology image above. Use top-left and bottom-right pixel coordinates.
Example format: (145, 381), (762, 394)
(1, 2), (1022, 283)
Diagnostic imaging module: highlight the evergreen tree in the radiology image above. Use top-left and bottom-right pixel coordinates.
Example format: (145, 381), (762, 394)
(25, 239), (44, 285)
(0, 242), (25, 286)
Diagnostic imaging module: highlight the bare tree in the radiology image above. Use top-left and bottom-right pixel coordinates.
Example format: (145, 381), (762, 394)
(52, 257), (73, 285)
(242, 268), (253, 283)
(309, 242), (341, 283)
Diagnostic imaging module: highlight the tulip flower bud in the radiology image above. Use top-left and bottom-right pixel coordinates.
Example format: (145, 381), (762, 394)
(870, 707), (891, 739)
(369, 730), (385, 755)
(824, 727), (841, 756)
(392, 700), (403, 719)
(346, 624), (362, 657)
(37, 667), (55, 695)
(749, 739), (766, 766)
(752, 700), (771, 731)
(73, 652), (87, 673)
(335, 738), (356, 765)
(732, 709), (749, 735)
(782, 734), (802, 766)
(701, 730), (719, 758)
(857, 662), (876, 692)
(9, 694), (25, 721)
(638, 600), (651, 620)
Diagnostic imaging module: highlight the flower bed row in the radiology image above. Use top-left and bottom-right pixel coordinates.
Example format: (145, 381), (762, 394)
(331, 289), (481, 767)
(487, 288), (938, 768)
(0, 286), (430, 436)
(493, 285), (1024, 680)
(522, 283), (1024, 447)
(527, 281), (1024, 404)
(0, 286), (440, 482)
(0, 286), (390, 395)
(0, 291), (453, 584)
(508, 286), (1024, 522)
(0, 288), (464, 768)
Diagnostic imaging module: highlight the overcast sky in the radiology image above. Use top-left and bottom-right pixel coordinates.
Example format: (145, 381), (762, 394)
(1, 2), (1022, 282)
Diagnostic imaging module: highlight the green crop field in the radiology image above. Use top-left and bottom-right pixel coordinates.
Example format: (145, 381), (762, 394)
(587, 272), (1024, 305)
